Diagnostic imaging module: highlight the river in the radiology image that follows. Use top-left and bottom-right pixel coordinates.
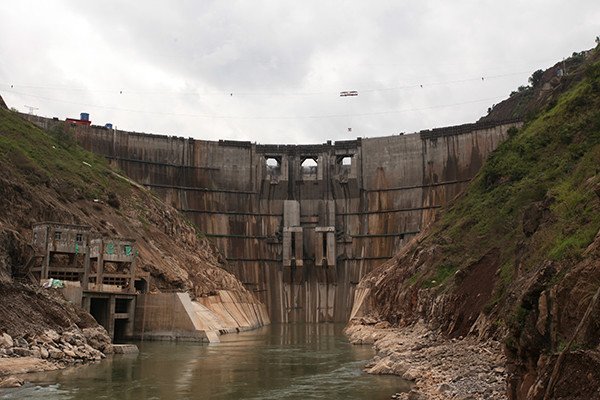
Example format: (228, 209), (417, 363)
(1, 323), (410, 400)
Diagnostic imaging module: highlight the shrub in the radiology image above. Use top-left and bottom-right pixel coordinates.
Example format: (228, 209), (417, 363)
(48, 123), (76, 149)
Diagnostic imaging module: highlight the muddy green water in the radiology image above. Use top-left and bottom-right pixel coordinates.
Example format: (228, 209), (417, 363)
(1, 324), (410, 400)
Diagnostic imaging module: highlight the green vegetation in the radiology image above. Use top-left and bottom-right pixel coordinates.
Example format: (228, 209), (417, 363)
(137, 215), (151, 233)
(529, 69), (544, 88)
(0, 108), (129, 202)
(422, 262), (457, 289)
(420, 47), (600, 310)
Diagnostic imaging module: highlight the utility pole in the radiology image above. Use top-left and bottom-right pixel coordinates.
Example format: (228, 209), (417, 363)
(24, 105), (39, 115)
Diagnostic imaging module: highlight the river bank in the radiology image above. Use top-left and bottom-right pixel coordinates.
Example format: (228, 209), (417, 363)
(345, 319), (507, 400)
(0, 326), (112, 388)
(0, 283), (116, 388)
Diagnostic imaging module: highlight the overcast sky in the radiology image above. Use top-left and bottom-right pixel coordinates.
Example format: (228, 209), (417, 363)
(1, 1), (599, 144)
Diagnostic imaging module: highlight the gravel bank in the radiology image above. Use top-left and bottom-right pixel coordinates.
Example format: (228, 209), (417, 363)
(0, 327), (112, 388)
(345, 320), (507, 400)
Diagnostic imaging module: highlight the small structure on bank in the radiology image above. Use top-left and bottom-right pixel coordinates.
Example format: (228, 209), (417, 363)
(29, 222), (141, 341)
(25, 222), (269, 344)
(66, 112), (92, 126)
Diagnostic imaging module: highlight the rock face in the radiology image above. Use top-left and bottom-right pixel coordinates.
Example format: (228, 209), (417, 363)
(349, 191), (600, 400)
(503, 240), (600, 400)
(350, 232), (505, 340)
(348, 48), (600, 400)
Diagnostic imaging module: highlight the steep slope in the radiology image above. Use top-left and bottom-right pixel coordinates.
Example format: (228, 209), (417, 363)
(0, 104), (267, 345)
(349, 46), (600, 400)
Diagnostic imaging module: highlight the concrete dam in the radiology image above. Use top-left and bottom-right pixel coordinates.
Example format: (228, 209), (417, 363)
(24, 114), (522, 323)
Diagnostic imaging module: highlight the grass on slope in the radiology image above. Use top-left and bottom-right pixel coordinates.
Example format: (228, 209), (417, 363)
(0, 108), (129, 201)
(420, 48), (600, 305)
(0, 107), (207, 242)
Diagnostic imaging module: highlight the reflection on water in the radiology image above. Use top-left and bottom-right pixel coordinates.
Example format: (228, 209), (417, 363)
(1, 324), (410, 400)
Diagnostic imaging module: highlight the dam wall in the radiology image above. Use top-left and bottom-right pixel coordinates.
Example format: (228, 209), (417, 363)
(22, 114), (522, 323)
(134, 290), (269, 342)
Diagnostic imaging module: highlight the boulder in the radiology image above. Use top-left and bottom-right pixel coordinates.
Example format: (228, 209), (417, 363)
(407, 390), (421, 400)
(15, 337), (28, 349)
(82, 327), (112, 352)
(0, 376), (24, 388)
(62, 331), (85, 347)
(437, 383), (452, 393)
(74, 349), (89, 359)
(29, 347), (41, 359)
(12, 347), (32, 357)
(402, 368), (421, 381)
(40, 347), (49, 359)
(63, 349), (77, 359)
(0, 333), (13, 349)
(43, 329), (60, 343)
(48, 349), (64, 359)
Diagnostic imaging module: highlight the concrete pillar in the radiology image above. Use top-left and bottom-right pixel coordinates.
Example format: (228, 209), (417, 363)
(82, 251), (90, 291)
(108, 296), (116, 339)
(315, 226), (335, 267)
(283, 200), (303, 270)
(125, 297), (136, 338)
(317, 155), (324, 181)
(96, 241), (104, 290)
(129, 255), (136, 293)
(283, 227), (303, 267)
(41, 239), (50, 280)
(326, 200), (335, 226)
(82, 296), (91, 313)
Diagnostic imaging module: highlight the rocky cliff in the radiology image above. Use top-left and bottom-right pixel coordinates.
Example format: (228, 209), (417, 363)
(349, 46), (600, 399)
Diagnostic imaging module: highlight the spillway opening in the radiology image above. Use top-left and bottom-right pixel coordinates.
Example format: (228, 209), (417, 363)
(301, 157), (318, 178)
(265, 157), (281, 175)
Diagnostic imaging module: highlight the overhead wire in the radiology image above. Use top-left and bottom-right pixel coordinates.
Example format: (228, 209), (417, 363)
(0, 68), (531, 98)
(5, 89), (507, 120)
(0, 66), (531, 121)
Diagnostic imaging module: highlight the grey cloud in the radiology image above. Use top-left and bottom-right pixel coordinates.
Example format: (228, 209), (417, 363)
(1, 1), (599, 144)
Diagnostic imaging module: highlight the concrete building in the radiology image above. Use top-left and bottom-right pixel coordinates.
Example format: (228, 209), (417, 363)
(31, 222), (92, 285)
(30, 222), (138, 341)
